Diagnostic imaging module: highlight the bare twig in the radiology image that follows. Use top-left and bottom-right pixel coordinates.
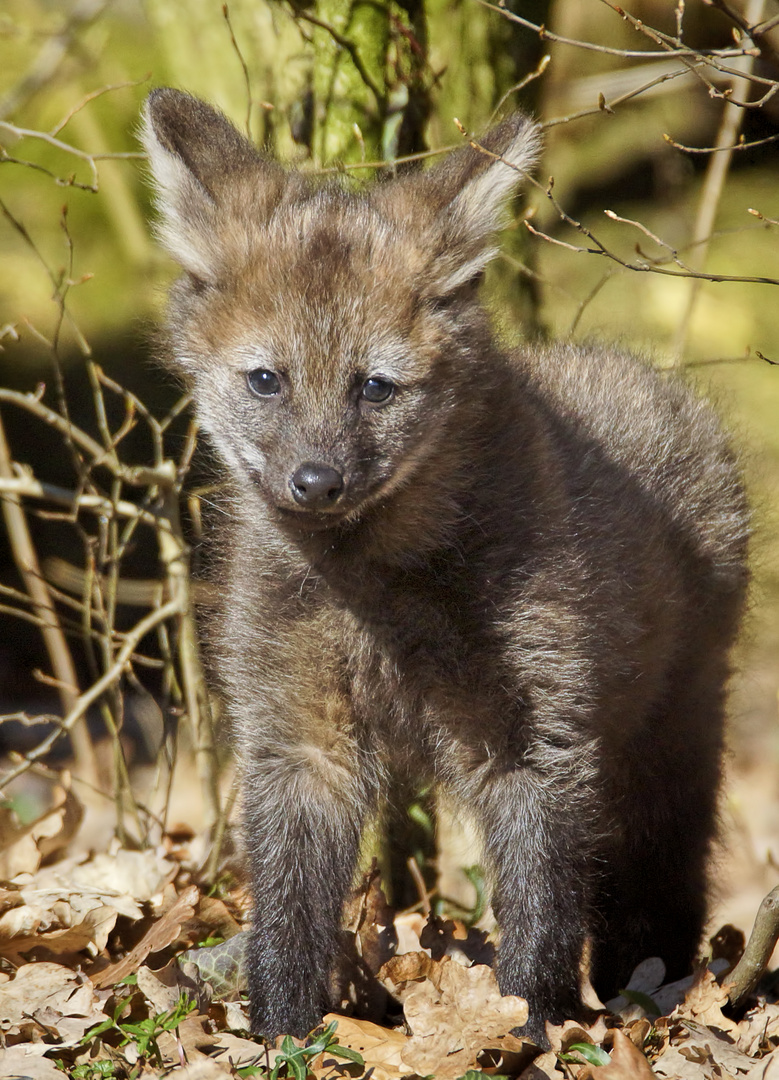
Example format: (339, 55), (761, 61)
(0, 387), (177, 486)
(293, 9), (387, 111)
(672, 0), (768, 360)
(544, 62), (699, 130)
(0, 409), (98, 786)
(222, 4), (254, 138)
(407, 855), (432, 916)
(0, 0), (111, 121)
(600, 0), (778, 102)
(469, 139), (779, 287)
(490, 54), (551, 125)
(664, 130), (779, 154)
(706, 0), (779, 68)
(0, 597), (183, 788)
(156, 479), (221, 832)
(477, 0), (758, 60)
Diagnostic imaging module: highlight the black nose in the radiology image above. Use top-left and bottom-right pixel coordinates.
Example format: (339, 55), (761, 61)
(290, 462), (345, 509)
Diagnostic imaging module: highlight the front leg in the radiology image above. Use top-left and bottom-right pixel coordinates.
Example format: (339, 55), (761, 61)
(240, 693), (378, 1039)
(472, 757), (599, 1045)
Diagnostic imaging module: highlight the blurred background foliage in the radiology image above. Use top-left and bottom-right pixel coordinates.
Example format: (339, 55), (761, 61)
(0, 0), (778, 834)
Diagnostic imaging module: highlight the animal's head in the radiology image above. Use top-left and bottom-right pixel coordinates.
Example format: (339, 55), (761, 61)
(141, 89), (540, 532)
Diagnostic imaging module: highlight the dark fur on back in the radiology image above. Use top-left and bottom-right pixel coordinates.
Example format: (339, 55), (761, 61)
(142, 89), (749, 1044)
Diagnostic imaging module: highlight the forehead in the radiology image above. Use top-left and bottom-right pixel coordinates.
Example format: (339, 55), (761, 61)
(269, 189), (418, 298)
(219, 188), (425, 366)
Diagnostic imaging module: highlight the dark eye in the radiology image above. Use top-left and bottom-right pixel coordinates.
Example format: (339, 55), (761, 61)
(361, 376), (395, 404)
(247, 368), (281, 397)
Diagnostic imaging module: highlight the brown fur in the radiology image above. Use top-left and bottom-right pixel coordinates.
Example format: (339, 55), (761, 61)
(142, 89), (749, 1044)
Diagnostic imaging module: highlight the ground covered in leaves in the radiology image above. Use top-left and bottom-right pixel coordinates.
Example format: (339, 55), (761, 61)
(2, 781), (779, 1080)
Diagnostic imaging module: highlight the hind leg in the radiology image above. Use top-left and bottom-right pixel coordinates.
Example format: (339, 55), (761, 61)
(590, 680), (725, 1001)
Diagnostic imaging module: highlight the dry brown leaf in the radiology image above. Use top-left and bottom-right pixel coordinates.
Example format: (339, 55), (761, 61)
(745, 1048), (779, 1080)
(676, 967), (740, 1034)
(737, 1004), (779, 1057)
(137, 957), (212, 1015)
(518, 1049), (562, 1078)
(401, 960), (529, 1079)
(654, 1018), (753, 1079)
(394, 911), (427, 955)
(69, 845), (179, 901)
(5, 870), (144, 924)
(0, 1043), (66, 1079)
(379, 948), (434, 1003)
(476, 1033), (543, 1076)
(207, 1029), (268, 1069)
(187, 894), (243, 941)
(91, 883), (198, 988)
(0, 817), (45, 879)
(578, 1030), (655, 1080)
(322, 1012), (408, 1080)
(0, 783), (82, 880)
(343, 863), (397, 975)
(0, 961), (107, 1042)
(1, 902), (118, 964)
(545, 1017), (611, 1054)
(154, 1013), (222, 1069)
(337, 865), (397, 1022)
(164, 1061), (230, 1080)
(215, 998), (251, 1031)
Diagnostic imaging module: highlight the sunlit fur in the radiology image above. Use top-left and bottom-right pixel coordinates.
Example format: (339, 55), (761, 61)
(142, 89), (749, 1044)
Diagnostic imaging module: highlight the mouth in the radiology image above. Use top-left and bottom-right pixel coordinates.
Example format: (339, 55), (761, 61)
(273, 505), (352, 532)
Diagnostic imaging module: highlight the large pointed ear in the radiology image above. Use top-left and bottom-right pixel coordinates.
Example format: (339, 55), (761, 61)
(375, 114), (541, 296)
(140, 88), (285, 280)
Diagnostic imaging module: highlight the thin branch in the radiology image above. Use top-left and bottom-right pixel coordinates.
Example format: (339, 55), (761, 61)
(476, 0), (758, 60)
(222, 4), (254, 138)
(604, 210), (680, 259)
(293, 9), (387, 111)
(706, 0), (779, 68)
(315, 142), (455, 174)
(0, 0), (111, 121)
(0, 597), (183, 788)
(0, 387), (177, 487)
(600, 0), (778, 100)
(543, 62), (698, 130)
(489, 54), (551, 125)
(50, 77), (150, 137)
(0, 473), (166, 530)
(665, 130), (779, 153)
(156, 481), (221, 832)
(525, 215), (779, 285)
(569, 272), (615, 336)
(0, 199), (91, 354)
(673, 0), (767, 360)
(0, 121), (101, 190)
(469, 139), (779, 287)
(0, 409), (98, 786)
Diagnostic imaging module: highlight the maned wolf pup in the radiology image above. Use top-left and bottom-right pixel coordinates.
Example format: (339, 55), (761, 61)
(142, 88), (749, 1043)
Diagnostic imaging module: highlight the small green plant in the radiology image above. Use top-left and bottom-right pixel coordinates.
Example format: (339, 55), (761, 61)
(64, 1060), (118, 1079)
(559, 1042), (612, 1067)
(80, 993), (196, 1073)
(262, 1020), (365, 1080)
(55, 1059), (118, 1079)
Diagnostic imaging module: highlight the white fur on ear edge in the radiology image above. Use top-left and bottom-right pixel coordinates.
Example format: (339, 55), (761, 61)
(451, 117), (542, 241)
(429, 118), (541, 294)
(140, 103), (219, 281)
